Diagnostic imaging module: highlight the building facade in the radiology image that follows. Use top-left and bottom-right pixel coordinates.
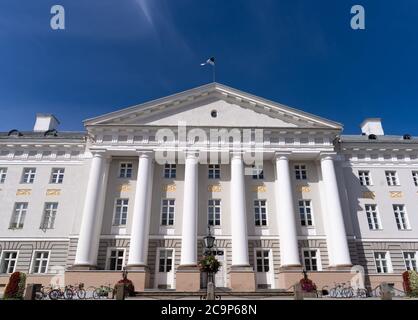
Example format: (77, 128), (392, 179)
(0, 83), (417, 292)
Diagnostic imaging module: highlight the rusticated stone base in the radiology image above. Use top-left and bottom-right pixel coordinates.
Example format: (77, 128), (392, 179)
(278, 270), (356, 290)
(229, 265), (256, 292)
(175, 265), (200, 292)
(65, 270), (149, 291)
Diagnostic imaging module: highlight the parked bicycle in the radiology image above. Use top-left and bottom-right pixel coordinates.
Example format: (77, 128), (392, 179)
(49, 285), (74, 300)
(93, 284), (114, 299)
(64, 283), (87, 299)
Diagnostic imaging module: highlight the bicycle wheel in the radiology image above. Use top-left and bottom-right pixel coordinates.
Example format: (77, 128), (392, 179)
(329, 288), (337, 298)
(64, 288), (74, 300)
(343, 288), (354, 298)
(93, 288), (103, 299)
(358, 289), (368, 298)
(49, 289), (61, 300)
(77, 289), (87, 299)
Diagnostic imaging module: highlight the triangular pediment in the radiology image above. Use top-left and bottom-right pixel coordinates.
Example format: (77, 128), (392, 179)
(84, 83), (342, 130)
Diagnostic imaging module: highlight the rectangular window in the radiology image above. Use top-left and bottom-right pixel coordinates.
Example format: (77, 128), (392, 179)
(113, 199), (129, 226)
(31, 251), (49, 274)
(50, 168), (65, 184)
(255, 250), (270, 272)
(374, 252), (390, 273)
(254, 200), (267, 226)
(412, 171), (418, 187)
(365, 204), (381, 230)
(358, 170), (371, 186)
(385, 171), (399, 186)
(161, 199), (175, 226)
(159, 249), (173, 272)
(9, 202), (28, 229)
(404, 252), (418, 271)
(21, 168), (36, 184)
(40, 202), (58, 229)
(295, 165), (307, 180)
(252, 165), (264, 180)
(208, 164), (220, 179)
(0, 251), (18, 274)
(164, 164), (176, 179)
(119, 163), (133, 178)
(393, 205), (410, 230)
(108, 249), (125, 271)
(299, 200), (313, 227)
(303, 249), (319, 271)
(208, 199), (221, 226)
(0, 167), (7, 183)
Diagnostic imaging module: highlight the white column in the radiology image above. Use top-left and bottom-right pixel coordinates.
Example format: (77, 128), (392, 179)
(180, 151), (199, 266)
(230, 153), (250, 266)
(127, 152), (154, 267)
(274, 154), (301, 267)
(74, 151), (107, 266)
(320, 154), (352, 267)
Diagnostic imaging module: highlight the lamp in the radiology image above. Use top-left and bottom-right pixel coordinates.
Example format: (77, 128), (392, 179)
(204, 225), (215, 252)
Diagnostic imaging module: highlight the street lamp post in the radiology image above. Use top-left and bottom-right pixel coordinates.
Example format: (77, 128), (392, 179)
(203, 225), (216, 300)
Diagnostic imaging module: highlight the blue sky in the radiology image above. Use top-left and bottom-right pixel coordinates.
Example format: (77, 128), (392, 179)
(0, 0), (417, 134)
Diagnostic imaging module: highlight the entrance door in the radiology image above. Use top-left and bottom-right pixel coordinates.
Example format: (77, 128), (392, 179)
(255, 249), (274, 289)
(156, 249), (174, 289)
(214, 250), (226, 288)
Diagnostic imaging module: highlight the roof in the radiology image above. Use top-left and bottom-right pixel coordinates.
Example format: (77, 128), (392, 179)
(0, 131), (86, 142)
(340, 134), (418, 144)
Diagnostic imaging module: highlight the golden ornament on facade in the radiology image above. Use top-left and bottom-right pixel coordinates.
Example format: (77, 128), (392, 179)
(46, 189), (61, 196)
(390, 191), (402, 198)
(163, 184), (176, 192)
(362, 191), (375, 199)
(208, 185), (222, 192)
(252, 185), (266, 193)
(297, 186), (310, 193)
(16, 189), (31, 196)
(118, 184), (131, 192)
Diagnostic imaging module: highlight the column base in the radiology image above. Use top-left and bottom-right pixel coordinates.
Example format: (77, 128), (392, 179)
(229, 265), (256, 292)
(326, 264), (353, 271)
(69, 264), (98, 271)
(279, 264), (303, 272)
(125, 265), (150, 291)
(175, 265), (200, 292)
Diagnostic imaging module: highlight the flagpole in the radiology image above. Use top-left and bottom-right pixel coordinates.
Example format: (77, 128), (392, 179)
(213, 64), (216, 83)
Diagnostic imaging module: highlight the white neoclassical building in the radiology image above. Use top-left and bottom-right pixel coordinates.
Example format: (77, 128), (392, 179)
(0, 83), (417, 292)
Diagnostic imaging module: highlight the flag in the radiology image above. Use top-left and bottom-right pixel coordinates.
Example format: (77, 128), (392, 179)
(200, 57), (215, 66)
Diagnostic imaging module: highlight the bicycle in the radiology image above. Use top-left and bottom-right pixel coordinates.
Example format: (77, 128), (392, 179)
(93, 284), (114, 299)
(64, 283), (87, 299)
(329, 282), (353, 298)
(48, 285), (74, 300)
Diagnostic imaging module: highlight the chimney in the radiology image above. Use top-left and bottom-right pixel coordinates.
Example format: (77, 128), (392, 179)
(33, 114), (60, 132)
(360, 118), (384, 136)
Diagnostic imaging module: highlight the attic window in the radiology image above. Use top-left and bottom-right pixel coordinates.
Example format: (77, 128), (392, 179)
(44, 129), (58, 137)
(211, 110), (218, 118)
(403, 134), (412, 140)
(8, 129), (22, 137)
(368, 134), (377, 140)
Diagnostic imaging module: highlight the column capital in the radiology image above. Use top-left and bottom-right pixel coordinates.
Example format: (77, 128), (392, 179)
(136, 150), (154, 159)
(184, 149), (199, 159)
(90, 149), (108, 158)
(230, 151), (244, 161)
(273, 152), (292, 161)
(319, 152), (338, 161)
